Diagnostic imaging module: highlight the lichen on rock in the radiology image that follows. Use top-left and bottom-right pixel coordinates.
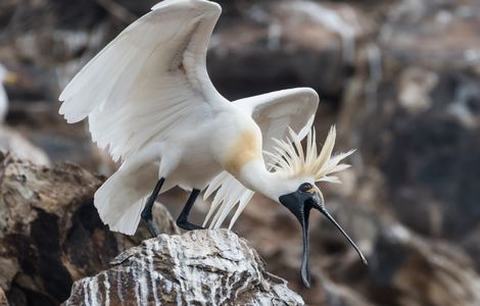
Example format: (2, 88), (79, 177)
(64, 230), (304, 306)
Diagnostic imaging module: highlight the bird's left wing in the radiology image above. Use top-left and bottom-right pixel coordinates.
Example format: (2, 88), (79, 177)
(59, 0), (226, 162)
(203, 88), (319, 229)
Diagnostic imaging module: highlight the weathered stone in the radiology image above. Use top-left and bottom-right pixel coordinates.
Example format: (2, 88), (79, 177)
(237, 197), (480, 306)
(347, 223), (480, 306)
(63, 230), (304, 306)
(0, 153), (176, 305)
(2, 0), (480, 305)
(0, 127), (49, 166)
(208, 0), (373, 100)
(0, 288), (8, 306)
(379, 0), (480, 70)
(338, 0), (480, 255)
(289, 197), (480, 306)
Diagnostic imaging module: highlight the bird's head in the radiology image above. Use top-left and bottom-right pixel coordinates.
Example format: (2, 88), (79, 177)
(268, 126), (367, 288)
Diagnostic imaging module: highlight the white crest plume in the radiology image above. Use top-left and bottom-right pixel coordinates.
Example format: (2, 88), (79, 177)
(204, 125), (354, 230)
(265, 125), (355, 184)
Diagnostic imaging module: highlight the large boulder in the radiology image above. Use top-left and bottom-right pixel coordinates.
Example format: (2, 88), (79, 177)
(64, 230), (304, 306)
(208, 0), (373, 100)
(332, 220), (480, 306)
(0, 153), (176, 305)
(236, 197), (480, 306)
(0, 154), (305, 305)
(0, 127), (50, 166)
(338, 0), (480, 261)
(0, 288), (8, 306)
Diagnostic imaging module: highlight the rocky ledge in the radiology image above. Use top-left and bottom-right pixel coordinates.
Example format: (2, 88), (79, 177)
(63, 230), (304, 306)
(1, 154), (302, 305)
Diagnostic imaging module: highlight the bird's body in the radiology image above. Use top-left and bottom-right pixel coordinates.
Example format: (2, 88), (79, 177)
(59, 0), (366, 288)
(155, 105), (260, 192)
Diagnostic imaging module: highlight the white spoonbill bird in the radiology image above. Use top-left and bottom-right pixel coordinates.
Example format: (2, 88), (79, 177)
(59, 0), (366, 287)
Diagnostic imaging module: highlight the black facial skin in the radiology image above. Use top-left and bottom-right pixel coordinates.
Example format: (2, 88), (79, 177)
(279, 183), (368, 288)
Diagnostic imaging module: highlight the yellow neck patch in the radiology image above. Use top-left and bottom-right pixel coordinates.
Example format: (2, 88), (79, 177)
(224, 130), (261, 175)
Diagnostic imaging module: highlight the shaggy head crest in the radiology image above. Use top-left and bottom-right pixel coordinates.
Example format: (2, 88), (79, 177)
(265, 126), (355, 183)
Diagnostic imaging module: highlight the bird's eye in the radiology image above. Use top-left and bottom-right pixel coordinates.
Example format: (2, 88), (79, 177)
(299, 183), (313, 192)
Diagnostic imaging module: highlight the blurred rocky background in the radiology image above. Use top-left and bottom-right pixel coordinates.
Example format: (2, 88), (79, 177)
(1, 0), (480, 305)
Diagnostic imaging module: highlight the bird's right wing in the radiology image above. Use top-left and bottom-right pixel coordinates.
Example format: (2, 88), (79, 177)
(59, 0), (228, 235)
(59, 0), (226, 162)
(203, 88), (319, 229)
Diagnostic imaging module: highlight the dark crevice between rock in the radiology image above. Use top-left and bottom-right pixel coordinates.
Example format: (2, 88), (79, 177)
(30, 208), (73, 303)
(64, 199), (119, 276)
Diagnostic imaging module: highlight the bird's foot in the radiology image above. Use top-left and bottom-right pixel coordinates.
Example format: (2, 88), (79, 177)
(141, 203), (161, 237)
(145, 219), (161, 237)
(176, 219), (204, 231)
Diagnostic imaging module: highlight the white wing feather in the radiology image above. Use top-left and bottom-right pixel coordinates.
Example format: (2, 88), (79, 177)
(59, 0), (225, 162)
(59, 0), (225, 234)
(59, 0), (319, 233)
(204, 88), (319, 229)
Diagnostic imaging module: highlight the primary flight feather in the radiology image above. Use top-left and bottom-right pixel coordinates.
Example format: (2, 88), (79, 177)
(59, 0), (366, 288)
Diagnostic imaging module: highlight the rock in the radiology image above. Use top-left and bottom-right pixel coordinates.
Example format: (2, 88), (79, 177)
(63, 230), (304, 306)
(379, 0), (480, 69)
(5, 98), (115, 173)
(0, 288), (8, 306)
(321, 280), (371, 306)
(300, 202), (480, 306)
(338, 0), (480, 258)
(0, 127), (50, 166)
(208, 0), (373, 100)
(461, 226), (480, 272)
(341, 223), (480, 306)
(2, 0), (480, 305)
(0, 153), (176, 305)
(0, 155), (302, 305)
(236, 196), (480, 306)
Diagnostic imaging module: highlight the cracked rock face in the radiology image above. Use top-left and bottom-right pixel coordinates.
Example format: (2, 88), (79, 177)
(64, 230), (304, 306)
(0, 289), (8, 306)
(0, 153), (177, 305)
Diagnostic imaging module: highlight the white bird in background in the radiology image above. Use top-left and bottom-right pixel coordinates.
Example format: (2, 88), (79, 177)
(0, 64), (16, 122)
(59, 0), (366, 287)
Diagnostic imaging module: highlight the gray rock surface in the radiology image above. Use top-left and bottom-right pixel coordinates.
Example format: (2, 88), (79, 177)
(339, 0), (480, 256)
(208, 0), (373, 100)
(2, 0), (480, 305)
(0, 128), (50, 166)
(0, 289), (8, 306)
(0, 153), (177, 305)
(64, 230), (304, 306)
(331, 219), (480, 306)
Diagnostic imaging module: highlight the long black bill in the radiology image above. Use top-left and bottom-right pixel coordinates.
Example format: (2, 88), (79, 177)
(298, 203), (368, 287)
(300, 207), (312, 288)
(280, 192), (368, 288)
(313, 203), (368, 266)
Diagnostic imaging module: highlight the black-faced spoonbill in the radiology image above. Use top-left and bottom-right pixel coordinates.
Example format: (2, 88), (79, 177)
(59, 0), (367, 287)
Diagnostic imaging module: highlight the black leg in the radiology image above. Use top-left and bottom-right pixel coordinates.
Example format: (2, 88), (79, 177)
(176, 189), (204, 231)
(141, 178), (165, 237)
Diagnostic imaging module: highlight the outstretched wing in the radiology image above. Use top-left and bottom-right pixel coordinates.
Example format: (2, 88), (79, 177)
(203, 88), (319, 229)
(59, 0), (226, 235)
(59, 0), (226, 162)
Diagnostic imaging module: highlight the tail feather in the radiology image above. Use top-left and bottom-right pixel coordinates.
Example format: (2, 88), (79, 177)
(107, 197), (145, 235)
(94, 162), (157, 235)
